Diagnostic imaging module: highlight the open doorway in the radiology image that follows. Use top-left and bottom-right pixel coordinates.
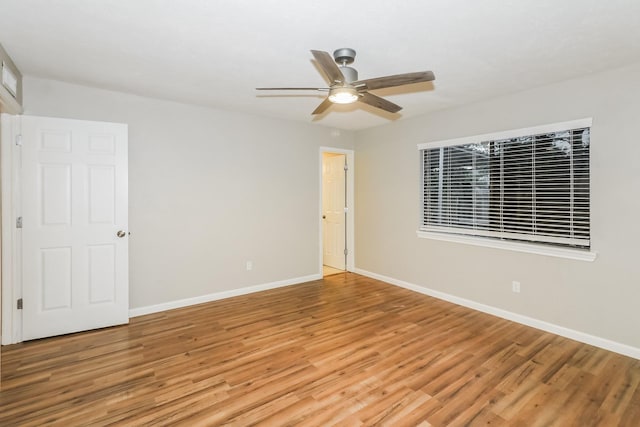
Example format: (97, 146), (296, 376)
(320, 147), (354, 277)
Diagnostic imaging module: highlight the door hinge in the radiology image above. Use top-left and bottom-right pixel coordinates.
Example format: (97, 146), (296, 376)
(344, 163), (348, 171)
(344, 248), (349, 256)
(15, 134), (22, 146)
(17, 298), (23, 310)
(16, 216), (22, 228)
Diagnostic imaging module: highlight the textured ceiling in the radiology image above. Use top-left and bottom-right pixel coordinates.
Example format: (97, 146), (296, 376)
(0, 0), (639, 130)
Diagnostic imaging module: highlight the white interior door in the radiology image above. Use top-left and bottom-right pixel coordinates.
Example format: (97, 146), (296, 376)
(322, 153), (346, 270)
(20, 115), (129, 341)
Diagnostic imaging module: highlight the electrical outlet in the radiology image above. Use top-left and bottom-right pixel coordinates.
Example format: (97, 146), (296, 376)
(512, 281), (521, 293)
(246, 261), (253, 271)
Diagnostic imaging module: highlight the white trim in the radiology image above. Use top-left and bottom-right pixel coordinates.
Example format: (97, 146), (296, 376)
(129, 273), (322, 318)
(319, 147), (355, 274)
(354, 268), (640, 360)
(421, 225), (589, 247)
(417, 230), (597, 262)
(1, 113), (22, 345)
(417, 118), (593, 150)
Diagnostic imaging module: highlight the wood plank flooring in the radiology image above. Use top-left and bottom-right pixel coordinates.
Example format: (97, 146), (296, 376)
(1, 273), (639, 426)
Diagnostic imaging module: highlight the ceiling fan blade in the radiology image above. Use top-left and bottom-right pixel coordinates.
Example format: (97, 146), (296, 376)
(312, 98), (333, 115)
(256, 87), (327, 91)
(311, 50), (345, 84)
(359, 92), (402, 113)
(354, 71), (435, 91)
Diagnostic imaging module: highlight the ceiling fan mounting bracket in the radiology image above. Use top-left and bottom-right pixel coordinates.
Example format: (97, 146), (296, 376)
(333, 48), (356, 65)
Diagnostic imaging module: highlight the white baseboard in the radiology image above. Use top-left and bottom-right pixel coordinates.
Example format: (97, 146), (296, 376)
(129, 273), (322, 318)
(354, 268), (640, 360)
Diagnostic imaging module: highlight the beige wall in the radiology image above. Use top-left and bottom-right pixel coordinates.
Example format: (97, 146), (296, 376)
(354, 63), (640, 349)
(23, 77), (354, 310)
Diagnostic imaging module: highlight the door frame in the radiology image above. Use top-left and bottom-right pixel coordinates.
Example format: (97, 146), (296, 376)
(1, 113), (22, 344)
(319, 147), (355, 274)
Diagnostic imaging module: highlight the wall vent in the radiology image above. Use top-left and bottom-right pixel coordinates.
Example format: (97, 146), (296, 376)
(0, 43), (23, 114)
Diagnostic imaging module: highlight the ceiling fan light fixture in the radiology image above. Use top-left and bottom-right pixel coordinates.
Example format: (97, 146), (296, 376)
(328, 86), (358, 104)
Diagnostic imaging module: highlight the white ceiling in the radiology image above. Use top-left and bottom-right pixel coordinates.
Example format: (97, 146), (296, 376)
(1, 0), (639, 130)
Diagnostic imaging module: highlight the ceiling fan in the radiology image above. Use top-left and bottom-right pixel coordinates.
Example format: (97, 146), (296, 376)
(256, 48), (435, 115)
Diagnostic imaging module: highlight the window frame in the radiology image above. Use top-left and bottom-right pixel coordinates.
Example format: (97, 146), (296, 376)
(417, 118), (596, 262)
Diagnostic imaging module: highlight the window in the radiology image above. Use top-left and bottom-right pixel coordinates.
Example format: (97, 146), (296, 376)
(419, 119), (591, 252)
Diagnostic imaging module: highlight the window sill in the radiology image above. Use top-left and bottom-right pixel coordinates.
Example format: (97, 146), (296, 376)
(416, 230), (597, 262)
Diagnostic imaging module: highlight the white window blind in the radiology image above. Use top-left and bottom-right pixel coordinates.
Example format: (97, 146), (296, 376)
(420, 120), (591, 249)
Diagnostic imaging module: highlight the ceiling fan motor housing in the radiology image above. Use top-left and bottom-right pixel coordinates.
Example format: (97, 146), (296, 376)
(340, 66), (358, 83)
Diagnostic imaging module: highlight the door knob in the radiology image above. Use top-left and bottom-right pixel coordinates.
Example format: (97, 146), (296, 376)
(116, 230), (126, 238)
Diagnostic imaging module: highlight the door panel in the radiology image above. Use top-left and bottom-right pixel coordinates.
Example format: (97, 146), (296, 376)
(42, 164), (71, 224)
(21, 115), (129, 341)
(89, 165), (116, 223)
(41, 247), (72, 310)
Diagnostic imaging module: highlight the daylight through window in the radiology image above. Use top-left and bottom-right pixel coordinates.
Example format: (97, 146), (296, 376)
(419, 120), (591, 249)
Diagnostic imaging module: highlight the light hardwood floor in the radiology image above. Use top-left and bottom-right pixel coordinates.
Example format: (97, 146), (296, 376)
(1, 273), (639, 426)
